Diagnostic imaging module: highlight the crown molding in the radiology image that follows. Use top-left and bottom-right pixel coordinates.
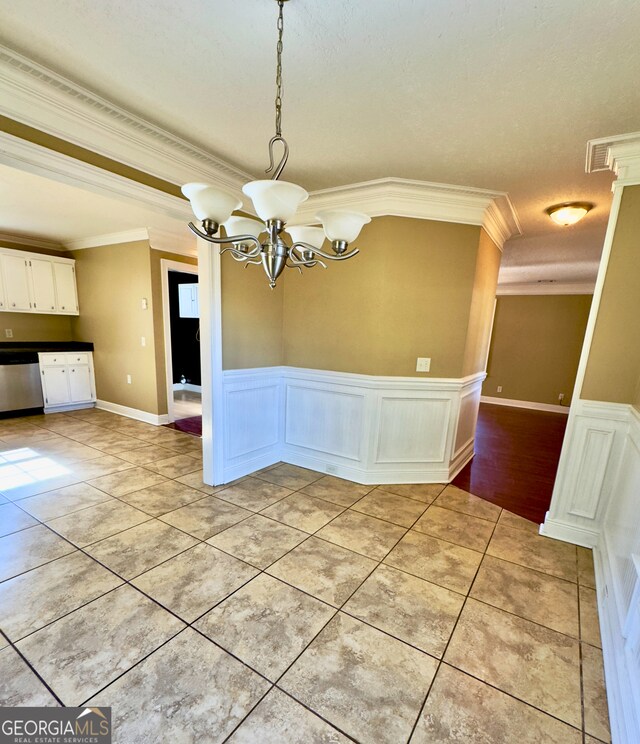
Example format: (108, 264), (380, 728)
(586, 131), (640, 185)
(0, 232), (64, 250)
(0, 129), (193, 224)
(0, 44), (253, 195)
(65, 229), (150, 251)
(296, 177), (521, 250)
(496, 281), (595, 296)
(66, 226), (196, 256)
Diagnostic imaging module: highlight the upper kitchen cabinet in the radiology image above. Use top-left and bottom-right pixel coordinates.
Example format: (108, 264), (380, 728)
(52, 261), (79, 314)
(0, 247), (79, 315)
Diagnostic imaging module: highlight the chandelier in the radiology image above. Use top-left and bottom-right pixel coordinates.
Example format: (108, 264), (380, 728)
(181, 0), (370, 289)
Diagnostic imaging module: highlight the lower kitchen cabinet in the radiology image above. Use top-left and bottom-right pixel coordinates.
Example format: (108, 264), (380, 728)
(38, 352), (96, 412)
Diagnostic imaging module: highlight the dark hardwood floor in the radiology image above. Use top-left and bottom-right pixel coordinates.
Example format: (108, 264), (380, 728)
(452, 403), (568, 524)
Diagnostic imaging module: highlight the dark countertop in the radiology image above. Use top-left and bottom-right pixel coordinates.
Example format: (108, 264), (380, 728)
(0, 342), (94, 363)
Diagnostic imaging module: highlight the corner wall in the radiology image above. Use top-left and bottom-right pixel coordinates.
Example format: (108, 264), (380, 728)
(282, 216), (485, 377)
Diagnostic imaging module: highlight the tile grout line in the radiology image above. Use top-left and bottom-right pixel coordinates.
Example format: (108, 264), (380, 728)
(406, 511), (502, 742)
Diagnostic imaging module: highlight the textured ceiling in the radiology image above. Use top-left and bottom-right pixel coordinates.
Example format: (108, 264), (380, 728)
(1, 0), (639, 283)
(0, 163), (189, 244)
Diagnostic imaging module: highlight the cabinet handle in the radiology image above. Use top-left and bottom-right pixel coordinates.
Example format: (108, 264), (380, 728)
(62, 306), (65, 309)
(11, 303), (15, 307)
(51, 306), (54, 310)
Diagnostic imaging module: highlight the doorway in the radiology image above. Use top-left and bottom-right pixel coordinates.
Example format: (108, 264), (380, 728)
(161, 259), (201, 432)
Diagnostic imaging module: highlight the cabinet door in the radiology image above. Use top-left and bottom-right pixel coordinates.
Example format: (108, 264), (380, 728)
(29, 258), (57, 313)
(68, 365), (93, 402)
(2, 255), (32, 311)
(53, 262), (79, 314)
(41, 367), (70, 406)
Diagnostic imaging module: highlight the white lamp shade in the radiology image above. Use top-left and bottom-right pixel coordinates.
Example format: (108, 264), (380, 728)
(242, 180), (308, 222)
(223, 216), (265, 241)
(316, 210), (371, 243)
(547, 204), (591, 226)
(182, 182), (242, 224)
(287, 226), (326, 250)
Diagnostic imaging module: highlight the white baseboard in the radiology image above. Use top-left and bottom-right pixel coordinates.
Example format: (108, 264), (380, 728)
(538, 514), (600, 548)
(172, 383), (202, 393)
(481, 395), (569, 414)
(44, 402), (95, 414)
(96, 399), (170, 426)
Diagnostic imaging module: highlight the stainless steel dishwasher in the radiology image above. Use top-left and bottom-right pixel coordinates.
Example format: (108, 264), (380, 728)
(0, 352), (45, 412)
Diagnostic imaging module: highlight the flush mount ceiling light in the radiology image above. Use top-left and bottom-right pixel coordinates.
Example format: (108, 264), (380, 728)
(182, 0), (370, 288)
(545, 202), (593, 226)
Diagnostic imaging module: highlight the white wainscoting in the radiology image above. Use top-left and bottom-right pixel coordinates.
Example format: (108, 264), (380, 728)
(542, 401), (640, 743)
(220, 366), (485, 485)
(595, 406), (640, 744)
(541, 399), (631, 548)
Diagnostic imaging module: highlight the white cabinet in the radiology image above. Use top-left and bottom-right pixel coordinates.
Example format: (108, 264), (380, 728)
(41, 366), (71, 406)
(68, 365), (93, 402)
(2, 254), (32, 311)
(0, 248), (79, 316)
(53, 262), (79, 314)
(30, 258), (57, 313)
(178, 283), (199, 318)
(39, 352), (96, 411)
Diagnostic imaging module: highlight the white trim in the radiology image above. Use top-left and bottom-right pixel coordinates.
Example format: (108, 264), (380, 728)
(95, 399), (169, 425)
(480, 396), (570, 414)
(538, 516), (600, 548)
(198, 237), (224, 486)
(0, 130), (193, 222)
(496, 282), (595, 296)
(292, 177), (521, 251)
(586, 131), (640, 183)
(66, 229), (150, 251)
(594, 540), (640, 744)
(0, 232), (63, 251)
(0, 44), (253, 193)
(160, 259), (198, 425)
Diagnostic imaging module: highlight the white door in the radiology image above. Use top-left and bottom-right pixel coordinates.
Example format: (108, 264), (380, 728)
(53, 262), (79, 314)
(41, 367), (70, 406)
(29, 259), (57, 313)
(2, 255), (32, 311)
(68, 365), (93, 402)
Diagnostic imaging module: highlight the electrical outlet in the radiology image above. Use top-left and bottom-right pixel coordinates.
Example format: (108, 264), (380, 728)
(141, 336), (146, 347)
(4, 329), (13, 338)
(141, 298), (148, 310)
(497, 385), (503, 393)
(558, 393), (565, 402)
(416, 357), (431, 372)
(126, 374), (132, 384)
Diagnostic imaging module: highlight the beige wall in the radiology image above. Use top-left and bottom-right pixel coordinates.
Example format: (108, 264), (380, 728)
(462, 229), (501, 376)
(581, 186), (640, 404)
(149, 250), (198, 413)
(484, 294), (592, 406)
(221, 254), (284, 370)
(0, 313), (73, 342)
(281, 216), (487, 377)
(70, 241), (161, 413)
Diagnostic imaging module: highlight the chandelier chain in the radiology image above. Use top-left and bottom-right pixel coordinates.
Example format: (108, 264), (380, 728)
(274, 0), (284, 137)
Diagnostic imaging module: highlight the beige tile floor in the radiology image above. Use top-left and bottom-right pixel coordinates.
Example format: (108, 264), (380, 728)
(0, 408), (610, 743)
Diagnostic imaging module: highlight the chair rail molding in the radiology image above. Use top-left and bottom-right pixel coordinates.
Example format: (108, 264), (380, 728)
(220, 366), (485, 485)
